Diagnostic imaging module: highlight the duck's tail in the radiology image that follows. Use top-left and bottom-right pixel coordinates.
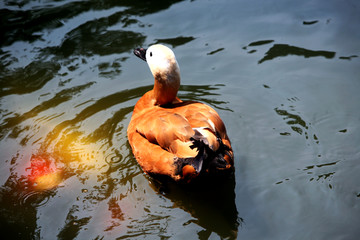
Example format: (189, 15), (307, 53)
(175, 128), (233, 181)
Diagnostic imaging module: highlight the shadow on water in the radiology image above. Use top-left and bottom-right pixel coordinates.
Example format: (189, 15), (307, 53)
(258, 44), (336, 64)
(150, 175), (241, 239)
(243, 40), (337, 64)
(153, 36), (196, 48)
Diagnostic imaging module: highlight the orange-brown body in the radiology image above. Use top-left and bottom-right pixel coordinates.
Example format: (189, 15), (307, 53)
(127, 90), (234, 182)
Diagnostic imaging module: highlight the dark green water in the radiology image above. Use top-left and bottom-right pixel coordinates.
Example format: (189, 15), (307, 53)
(1, 0), (360, 239)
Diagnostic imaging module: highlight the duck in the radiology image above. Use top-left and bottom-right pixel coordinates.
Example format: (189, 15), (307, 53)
(127, 44), (234, 183)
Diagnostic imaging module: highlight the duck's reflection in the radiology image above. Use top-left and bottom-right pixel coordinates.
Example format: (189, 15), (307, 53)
(150, 175), (241, 239)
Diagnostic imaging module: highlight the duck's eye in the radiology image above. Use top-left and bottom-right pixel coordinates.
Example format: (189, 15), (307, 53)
(150, 52), (153, 57)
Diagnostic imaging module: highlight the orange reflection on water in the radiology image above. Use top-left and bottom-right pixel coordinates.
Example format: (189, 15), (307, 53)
(27, 155), (63, 190)
(33, 171), (62, 190)
(29, 125), (108, 190)
(52, 130), (105, 170)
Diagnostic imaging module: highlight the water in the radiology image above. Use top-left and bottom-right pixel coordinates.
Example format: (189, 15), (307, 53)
(1, 0), (360, 239)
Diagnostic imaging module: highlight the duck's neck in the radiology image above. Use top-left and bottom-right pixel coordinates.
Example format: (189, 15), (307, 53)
(153, 69), (180, 106)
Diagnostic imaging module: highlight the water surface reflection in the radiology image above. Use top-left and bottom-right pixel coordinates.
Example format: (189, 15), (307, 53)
(1, 0), (360, 239)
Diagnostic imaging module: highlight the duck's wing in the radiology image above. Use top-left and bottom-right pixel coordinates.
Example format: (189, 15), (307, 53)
(131, 108), (198, 156)
(127, 107), (197, 180)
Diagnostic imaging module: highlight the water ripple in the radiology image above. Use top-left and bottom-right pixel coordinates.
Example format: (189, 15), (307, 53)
(105, 152), (123, 165)
(19, 189), (53, 208)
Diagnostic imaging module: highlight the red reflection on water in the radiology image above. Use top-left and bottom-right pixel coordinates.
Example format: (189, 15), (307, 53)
(104, 197), (125, 232)
(26, 155), (63, 190)
(108, 197), (125, 220)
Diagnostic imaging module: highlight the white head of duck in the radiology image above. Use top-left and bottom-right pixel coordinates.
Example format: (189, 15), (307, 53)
(134, 44), (181, 105)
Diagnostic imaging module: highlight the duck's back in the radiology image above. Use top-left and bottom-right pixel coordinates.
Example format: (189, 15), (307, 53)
(127, 90), (234, 181)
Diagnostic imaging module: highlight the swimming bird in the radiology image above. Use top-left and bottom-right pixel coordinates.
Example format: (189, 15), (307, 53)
(127, 44), (234, 182)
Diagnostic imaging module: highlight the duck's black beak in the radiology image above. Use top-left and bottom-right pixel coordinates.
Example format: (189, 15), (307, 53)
(134, 48), (147, 62)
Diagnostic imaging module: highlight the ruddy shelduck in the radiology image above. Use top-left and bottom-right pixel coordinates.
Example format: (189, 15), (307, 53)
(127, 44), (234, 182)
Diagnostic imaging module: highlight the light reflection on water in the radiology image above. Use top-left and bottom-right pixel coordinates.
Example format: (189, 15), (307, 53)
(1, 0), (360, 239)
